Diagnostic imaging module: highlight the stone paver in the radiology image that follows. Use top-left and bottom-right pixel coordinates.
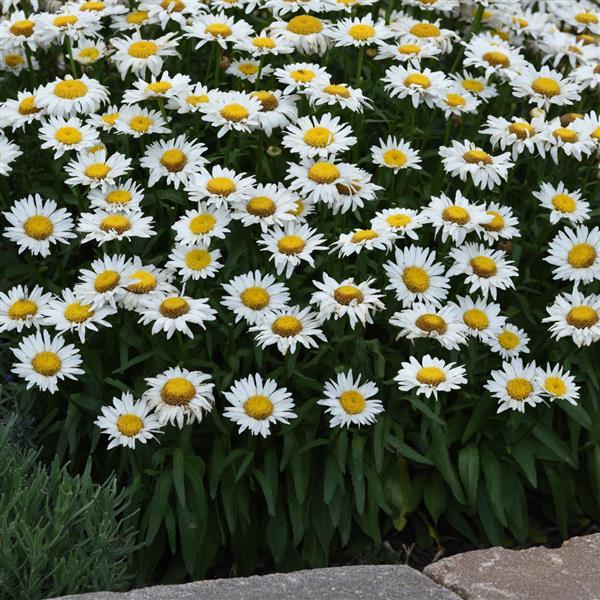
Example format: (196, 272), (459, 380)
(424, 533), (600, 600)
(50, 565), (461, 600)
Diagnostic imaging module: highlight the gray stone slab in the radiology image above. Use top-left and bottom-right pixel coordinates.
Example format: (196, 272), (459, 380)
(49, 565), (461, 600)
(424, 533), (600, 600)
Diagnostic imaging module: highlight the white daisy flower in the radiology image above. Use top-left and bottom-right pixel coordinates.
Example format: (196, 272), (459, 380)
(480, 115), (548, 160)
(201, 91), (262, 138)
(138, 0), (204, 29)
(370, 208), (425, 240)
(36, 10), (101, 46)
(478, 201), (520, 243)
(114, 106), (170, 138)
(484, 323), (530, 360)
(137, 291), (217, 339)
(434, 87), (481, 118)
(36, 74), (108, 117)
(143, 367), (214, 428)
(545, 225), (600, 285)
(331, 228), (395, 257)
(119, 261), (176, 311)
(536, 364), (580, 405)
(231, 183), (296, 231)
(0, 10), (42, 51)
(186, 165), (256, 208)
(250, 89), (299, 137)
(450, 70), (498, 101)
(318, 370), (384, 428)
(395, 355), (467, 399)
(172, 203), (231, 245)
(111, 31), (180, 79)
(326, 164), (382, 215)
(1, 89), (45, 131)
(0, 135), (23, 176)
(307, 82), (372, 113)
(234, 31), (295, 57)
(572, 62), (600, 91)
(94, 392), (162, 449)
(390, 15), (458, 54)
(328, 14), (393, 47)
(384, 245), (449, 307)
(485, 359), (543, 413)
(122, 72), (191, 104)
(12, 330), (84, 394)
(111, 8), (155, 32)
(77, 209), (155, 244)
(270, 14), (331, 55)
(39, 116), (100, 158)
(544, 289), (600, 347)
(223, 373), (296, 437)
(310, 273), (385, 329)
(370, 136), (422, 173)
(167, 82), (212, 114)
(383, 65), (449, 108)
(450, 295), (506, 341)
(87, 104), (120, 131)
(222, 270), (290, 325)
(510, 66), (582, 110)
(226, 59), (273, 83)
(65, 149), (132, 190)
(88, 179), (145, 213)
(545, 117), (597, 164)
(533, 181), (590, 225)
(72, 37), (107, 65)
(376, 37), (441, 66)
(462, 33), (528, 80)
(166, 244), (223, 282)
(273, 62), (331, 95)
(183, 11), (252, 49)
(0, 285), (53, 333)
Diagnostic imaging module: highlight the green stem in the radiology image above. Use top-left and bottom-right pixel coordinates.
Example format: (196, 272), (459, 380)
(157, 97), (169, 124)
(65, 35), (79, 78)
(254, 56), (264, 90)
(355, 46), (365, 86)
(384, 0), (395, 25)
(449, 3), (485, 73)
(214, 45), (222, 88)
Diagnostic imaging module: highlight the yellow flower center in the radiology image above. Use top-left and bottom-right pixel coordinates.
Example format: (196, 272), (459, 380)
(289, 199), (305, 216)
(462, 79), (484, 93)
(575, 12), (598, 25)
(18, 96), (40, 116)
(386, 213), (412, 228)
(160, 148), (187, 172)
(206, 177), (236, 196)
(551, 194), (576, 213)
(470, 256), (497, 278)
(106, 190), (131, 204)
(10, 19), (35, 37)
(544, 377), (567, 397)
(244, 394), (273, 420)
(205, 23), (232, 38)
(241, 287), (270, 310)
(85, 162), (111, 180)
(79, 47), (100, 61)
(333, 285), (364, 305)
(53, 15), (78, 28)
(126, 11), (149, 24)
(101, 112), (119, 126)
(483, 51), (510, 67)
(498, 330), (519, 349)
(351, 229), (378, 243)
(402, 266), (430, 293)
(32, 351), (61, 376)
(272, 315), (303, 337)
(239, 63), (259, 75)
(303, 126), (334, 148)
(553, 127), (578, 143)
(185, 249), (212, 270)
(290, 69), (315, 83)
(277, 235), (306, 255)
(251, 90), (279, 111)
(161, 378), (196, 406)
(348, 24), (376, 40)
(531, 77), (561, 97)
(404, 73), (431, 88)
(24, 215), (53, 240)
(506, 378), (532, 401)
(416, 313), (447, 334)
(54, 126), (82, 145)
(398, 43), (421, 55)
(508, 122), (535, 139)
(80, 1), (106, 11)
(323, 84), (351, 98)
(159, 297), (190, 318)
(186, 94), (209, 106)
(100, 214), (131, 234)
(463, 149), (493, 164)
(127, 270), (157, 293)
(116, 414), (143, 437)
(161, 0), (185, 11)
(5, 54), (24, 67)
(567, 243), (596, 268)
(129, 115), (154, 133)
(416, 367), (446, 386)
(442, 205), (470, 224)
(247, 196), (276, 217)
(512, 16), (529, 27)
(220, 103), (249, 122)
(94, 270), (120, 293)
(463, 308), (489, 330)
(252, 36), (276, 48)
(483, 210), (504, 232)
(64, 301), (94, 323)
(146, 81), (172, 94)
(189, 214), (216, 234)
(287, 15), (323, 35)
(339, 390), (366, 414)
(308, 162), (340, 184)
(383, 149), (407, 167)
(54, 79), (88, 99)
(128, 40), (157, 58)
(409, 23), (440, 38)
(445, 93), (466, 107)
(8, 299), (37, 320)
(566, 305), (599, 328)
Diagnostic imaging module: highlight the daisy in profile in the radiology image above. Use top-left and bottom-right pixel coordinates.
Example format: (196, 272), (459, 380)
(223, 373), (296, 437)
(439, 140), (513, 190)
(226, 59), (274, 83)
(318, 370), (383, 428)
(111, 8), (154, 31)
(250, 305), (326, 355)
(231, 184), (296, 231)
(12, 330), (84, 394)
(39, 116), (100, 158)
(423, 191), (491, 245)
(391, 16), (458, 53)
(331, 228), (395, 257)
(74, 254), (135, 309)
(370, 136), (422, 173)
(184, 11), (252, 49)
(250, 89), (299, 137)
(480, 115), (548, 160)
(114, 106), (170, 138)
(383, 65), (449, 108)
(376, 37), (441, 66)
(462, 33), (528, 80)
(0, 285), (52, 333)
(257, 222), (327, 278)
(450, 71), (498, 102)
(329, 14), (392, 47)
(485, 323), (530, 360)
(479, 202), (520, 243)
(119, 261), (175, 311)
(89, 179), (144, 213)
(545, 117), (597, 164)
(138, 290), (216, 339)
(271, 14), (331, 55)
(282, 113), (356, 159)
(370, 208), (425, 240)
(3, 195), (76, 257)
(186, 166), (255, 208)
(77, 209), (155, 244)
(122, 72), (191, 104)
(140, 134), (207, 189)
(308, 82), (372, 113)
(572, 62), (600, 91)
(37, 74), (108, 117)
(36, 10), (101, 45)
(172, 203), (231, 245)
(201, 91), (262, 138)
(533, 181), (590, 225)
(65, 149), (132, 190)
(274, 62), (331, 95)
(447, 243), (518, 300)
(1, 90), (45, 131)
(545, 226), (600, 285)
(451, 295), (506, 341)
(536, 364), (580, 405)
(510, 65), (581, 110)
(395, 355), (467, 399)
(222, 270), (290, 325)
(43, 288), (116, 343)
(144, 367), (214, 428)
(88, 104), (120, 131)
(486, 358), (544, 414)
(0, 135), (23, 176)
(543, 290), (600, 347)
(384, 246), (449, 307)
(95, 392), (162, 449)
(166, 244), (223, 282)
(167, 82), (212, 114)
(310, 273), (385, 329)
(390, 302), (468, 350)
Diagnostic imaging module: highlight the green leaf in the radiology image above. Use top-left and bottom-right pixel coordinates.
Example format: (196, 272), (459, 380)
(145, 472), (172, 545)
(481, 446), (507, 527)
(532, 424), (577, 468)
(424, 473), (447, 523)
(386, 435), (433, 465)
(172, 448), (186, 507)
(458, 445), (479, 507)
